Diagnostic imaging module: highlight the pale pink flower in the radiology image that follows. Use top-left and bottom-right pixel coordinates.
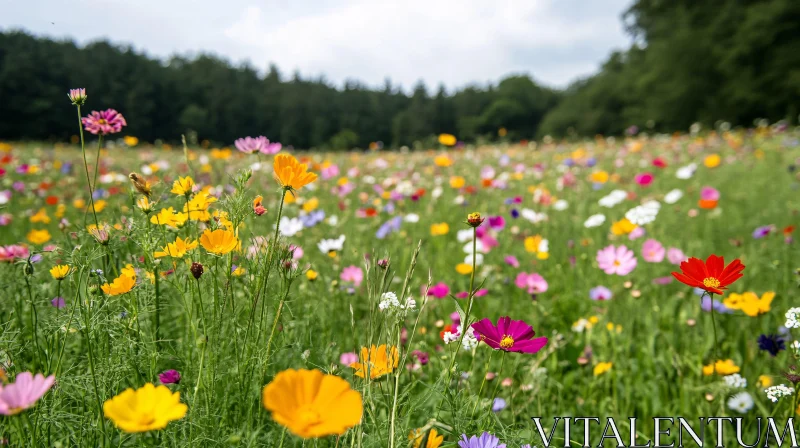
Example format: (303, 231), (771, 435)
(340, 266), (363, 287)
(339, 352), (358, 366)
(667, 247), (687, 265)
(597, 245), (637, 275)
(641, 239), (665, 263)
(0, 372), (55, 415)
(515, 272), (548, 294)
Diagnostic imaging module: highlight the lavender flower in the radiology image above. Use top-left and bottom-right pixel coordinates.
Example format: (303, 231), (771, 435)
(458, 432), (506, 448)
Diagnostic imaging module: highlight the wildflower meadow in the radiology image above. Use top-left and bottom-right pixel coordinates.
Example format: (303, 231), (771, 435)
(1, 90), (800, 447)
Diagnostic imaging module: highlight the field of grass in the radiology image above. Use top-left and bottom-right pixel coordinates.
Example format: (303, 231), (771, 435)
(1, 124), (800, 447)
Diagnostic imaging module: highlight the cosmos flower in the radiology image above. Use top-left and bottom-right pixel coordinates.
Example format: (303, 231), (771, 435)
(158, 370), (181, 385)
(278, 216), (304, 237)
(702, 359), (740, 376)
(340, 266), (364, 287)
(103, 383), (187, 432)
(596, 245), (637, 276)
(752, 225), (775, 239)
(589, 286), (612, 301)
(672, 255), (744, 295)
(515, 272), (548, 295)
(0, 372), (55, 415)
(625, 200), (660, 225)
(273, 154), (317, 191)
(584, 214), (606, 228)
(234, 136), (281, 155)
(82, 109), (127, 135)
(471, 316), (548, 354)
(664, 189), (683, 204)
(317, 235), (345, 256)
(666, 248), (687, 265)
(199, 229), (239, 255)
(723, 291), (773, 317)
(727, 392), (754, 413)
(68, 88), (87, 106)
(641, 239), (665, 263)
(101, 272), (136, 296)
(150, 207), (188, 228)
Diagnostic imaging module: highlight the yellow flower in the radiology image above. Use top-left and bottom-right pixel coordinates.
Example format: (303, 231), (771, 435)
(136, 197), (154, 213)
(758, 375), (773, 387)
(409, 428), (444, 448)
(50, 265), (70, 280)
(210, 148), (231, 160)
(306, 269), (318, 281)
(430, 223), (449, 236)
(231, 266), (245, 276)
(170, 176), (195, 196)
(456, 263), (473, 275)
(184, 191), (217, 222)
(702, 359), (740, 376)
(55, 204), (66, 219)
(590, 171), (609, 184)
(101, 273), (136, 296)
(610, 218), (637, 235)
(199, 229), (239, 255)
(438, 133), (456, 147)
(154, 237), (198, 259)
(27, 229), (51, 245)
(121, 264), (137, 279)
(704, 154), (721, 168)
(262, 368), (362, 439)
(593, 362), (613, 376)
(30, 208), (51, 224)
(350, 345), (399, 379)
(123, 136), (139, 146)
(498, 127), (507, 137)
(273, 154), (318, 191)
(73, 199), (86, 209)
(103, 383), (187, 433)
(89, 199), (107, 213)
(303, 197), (320, 212)
(433, 154), (453, 167)
(150, 207), (188, 228)
(723, 291), (773, 317)
(449, 176), (465, 189)
(524, 235), (549, 259)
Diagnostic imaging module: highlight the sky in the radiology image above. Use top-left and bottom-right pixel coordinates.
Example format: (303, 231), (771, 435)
(1, 0), (633, 91)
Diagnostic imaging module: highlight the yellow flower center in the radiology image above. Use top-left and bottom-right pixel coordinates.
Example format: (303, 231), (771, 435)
(98, 119), (107, 125)
(613, 260), (620, 266)
(297, 406), (321, 428)
(138, 413), (156, 427)
(500, 335), (514, 349)
(703, 277), (721, 289)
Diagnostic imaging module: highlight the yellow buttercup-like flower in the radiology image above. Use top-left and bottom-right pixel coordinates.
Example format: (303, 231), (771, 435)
(430, 223), (449, 236)
(449, 176), (465, 189)
(610, 218), (637, 236)
(409, 428), (444, 448)
(50, 265), (71, 280)
(150, 207), (188, 228)
(27, 229), (51, 245)
(101, 273), (136, 296)
(184, 191), (217, 222)
(262, 368), (362, 439)
(154, 237), (198, 259)
(438, 133), (456, 147)
(199, 229), (239, 255)
(433, 154), (453, 167)
(273, 154), (318, 191)
(702, 359), (740, 376)
(103, 383), (187, 433)
(30, 208), (51, 224)
(723, 291), (773, 317)
(456, 263), (473, 275)
(170, 176), (195, 196)
(593, 362), (613, 376)
(350, 344), (399, 379)
(136, 197), (154, 213)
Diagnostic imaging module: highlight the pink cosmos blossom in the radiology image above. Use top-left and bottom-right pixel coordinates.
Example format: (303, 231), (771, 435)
(504, 256), (520, 268)
(471, 316), (548, 354)
(427, 282), (450, 299)
(0, 245), (29, 262)
(596, 245), (637, 275)
(701, 186), (720, 201)
(289, 244), (304, 260)
(515, 272), (548, 295)
(641, 239), (665, 263)
(320, 164), (340, 180)
(81, 109), (127, 135)
(635, 172), (654, 186)
(339, 352), (358, 366)
(667, 248), (687, 265)
(488, 216), (505, 230)
(158, 369), (181, 384)
(589, 286), (612, 301)
(234, 136), (281, 155)
(340, 266), (363, 287)
(628, 226), (646, 240)
(0, 372), (55, 415)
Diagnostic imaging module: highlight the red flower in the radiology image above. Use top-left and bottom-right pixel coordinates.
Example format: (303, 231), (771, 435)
(671, 255), (744, 295)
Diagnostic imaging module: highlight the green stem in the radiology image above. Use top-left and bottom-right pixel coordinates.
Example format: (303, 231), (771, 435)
(708, 292), (720, 363)
(92, 134), (103, 191)
(76, 105), (99, 229)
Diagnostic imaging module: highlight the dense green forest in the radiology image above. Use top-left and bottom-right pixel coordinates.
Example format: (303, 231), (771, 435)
(1, 0), (798, 148)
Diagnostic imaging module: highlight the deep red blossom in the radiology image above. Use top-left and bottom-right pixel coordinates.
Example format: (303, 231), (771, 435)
(671, 254), (744, 295)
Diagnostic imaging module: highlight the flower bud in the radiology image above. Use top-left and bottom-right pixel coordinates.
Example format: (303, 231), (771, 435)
(377, 258), (390, 269)
(466, 212), (484, 228)
(190, 262), (204, 279)
(68, 88), (87, 106)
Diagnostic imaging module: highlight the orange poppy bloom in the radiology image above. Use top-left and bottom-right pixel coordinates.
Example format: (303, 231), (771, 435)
(273, 154), (318, 191)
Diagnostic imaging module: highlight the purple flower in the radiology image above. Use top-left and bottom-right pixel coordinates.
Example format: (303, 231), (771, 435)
(68, 88), (87, 106)
(300, 210), (326, 228)
(589, 286), (612, 301)
(758, 334), (785, 357)
(471, 316), (548, 354)
(492, 397), (506, 412)
(701, 296), (732, 314)
(376, 216), (402, 239)
(158, 369), (181, 384)
(752, 225), (775, 239)
(82, 109), (126, 135)
(458, 432), (506, 448)
(234, 136), (281, 155)
(510, 209), (519, 219)
(488, 216), (505, 231)
(51, 297), (66, 309)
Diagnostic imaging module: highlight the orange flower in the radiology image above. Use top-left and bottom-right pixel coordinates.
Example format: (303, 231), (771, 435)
(199, 229), (239, 255)
(273, 154), (317, 191)
(350, 345), (399, 379)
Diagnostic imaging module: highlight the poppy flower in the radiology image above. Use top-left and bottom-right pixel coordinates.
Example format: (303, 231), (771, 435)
(470, 316), (548, 354)
(671, 255), (744, 295)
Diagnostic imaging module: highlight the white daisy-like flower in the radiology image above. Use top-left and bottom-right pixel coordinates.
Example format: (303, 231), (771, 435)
(327, 215), (339, 226)
(664, 189), (684, 204)
(461, 327), (478, 350)
(463, 253), (484, 265)
(317, 235), (346, 254)
(443, 331), (459, 344)
(520, 209), (547, 224)
(404, 297), (417, 311)
(431, 186), (443, 199)
(453, 195), (465, 205)
(457, 229), (474, 243)
(792, 340), (800, 353)
(598, 190), (628, 208)
(584, 214), (606, 228)
(676, 163), (697, 179)
(727, 392), (754, 413)
(378, 292), (401, 311)
(572, 319), (589, 333)
(278, 217), (304, 237)
(625, 200), (660, 225)
(362, 175), (376, 184)
(404, 213), (420, 223)
(765, 384), (794, 402)
(553, 200), (569, 211)
(785, 307), (800, 329)
(724, 373), (747, 389)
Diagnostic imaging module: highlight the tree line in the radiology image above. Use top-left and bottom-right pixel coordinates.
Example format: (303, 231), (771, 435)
(1, 0), (798, 148)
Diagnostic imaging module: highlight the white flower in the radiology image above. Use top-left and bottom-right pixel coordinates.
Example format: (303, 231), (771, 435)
(792, 340), (800, 353)
(327, 215), (339, 226)
(520, 209), (547, 224)
(457, 229), (474, 243)
(584, 214), (606, 228)
(362, 175), (376, 184)
(553, 200), (568, 211)
(786, 308), (800, 329)
(278, 217), (304, 237)
(404, 297), (417, 311)
(664, 189), (684, 204)
(724, 373), (747, 389)
(443, 331), (459, 344)
(378, 292), (401, 311)
(676, 163), (697, 180)
(463, 253), (484, 265)
(765, 384), (794, 402)
(727, 392), (754, 413)
(538, 239), (549, 253)
(598, 190), (628, 208)
(625, 200), (660, 225)
(404, 213), (420, 223)
(462, 327), (478, 350)
(431, 186), (443, 199)
(317, 235), (346, 254)
(453, 195), (465, 205)
(572, 319), (589, 333)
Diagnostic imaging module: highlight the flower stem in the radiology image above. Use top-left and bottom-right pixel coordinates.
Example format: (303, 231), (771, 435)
(708, 292), (720, 363)
(92, 135), (102, 191)
(76, 105), (99, 229)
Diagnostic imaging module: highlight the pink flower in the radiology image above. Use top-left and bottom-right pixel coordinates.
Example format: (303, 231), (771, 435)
(596, 245), (637, 275)
(635, 172), (654, 186)
(0, 245), (29, 262)
(427, 282), (450, 299)
(455, 289), (488, 299)
(515, 272), (548, 295)
(0, 372), (55, 415)
(81, 109), (126, 135)
(471, 316), (548, 354)
(628, 226), (646, 240)
(652, 157), (667, 168)
(641, 239), (665, 263)
(339, 352), (358, 366)
(701, 186), (720, 201)
(667, 248), (686, 265)
(488, 216), (505, 231)
(504, 256), (520, 268)
(234, 136), (281, 155)
(320, 164), (340, 180)
(340, 266), (363, 287)
(289, 245), (304, 260)
(158, 369), (181, 384)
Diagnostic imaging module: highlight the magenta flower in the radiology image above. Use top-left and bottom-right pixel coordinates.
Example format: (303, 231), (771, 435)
(701, 186), (720, 201)
(597, 245), (637, 275)
(515, 272), (548, 295)
(340, 266), (363, 288)
(471, 316), (548, 354)
(320, 164), (340, 180)
(641, 239), (665, 263)
(0, 372), (55, 415)
(339, 352), (358, 366)
(0, 245), (29, 262)
(635, 172), (654, 186)
(504, 255), (520, 268)
(666, 247), (686, 265)
(427, 282), (450, 299)
(81, 109), (127, 135)
(234, 136), (281, 155)
(488, 216), (505, 231)
(589, 286), (612, 301)
(158, 369), (181, 384)
(455, 289), (488, 299)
